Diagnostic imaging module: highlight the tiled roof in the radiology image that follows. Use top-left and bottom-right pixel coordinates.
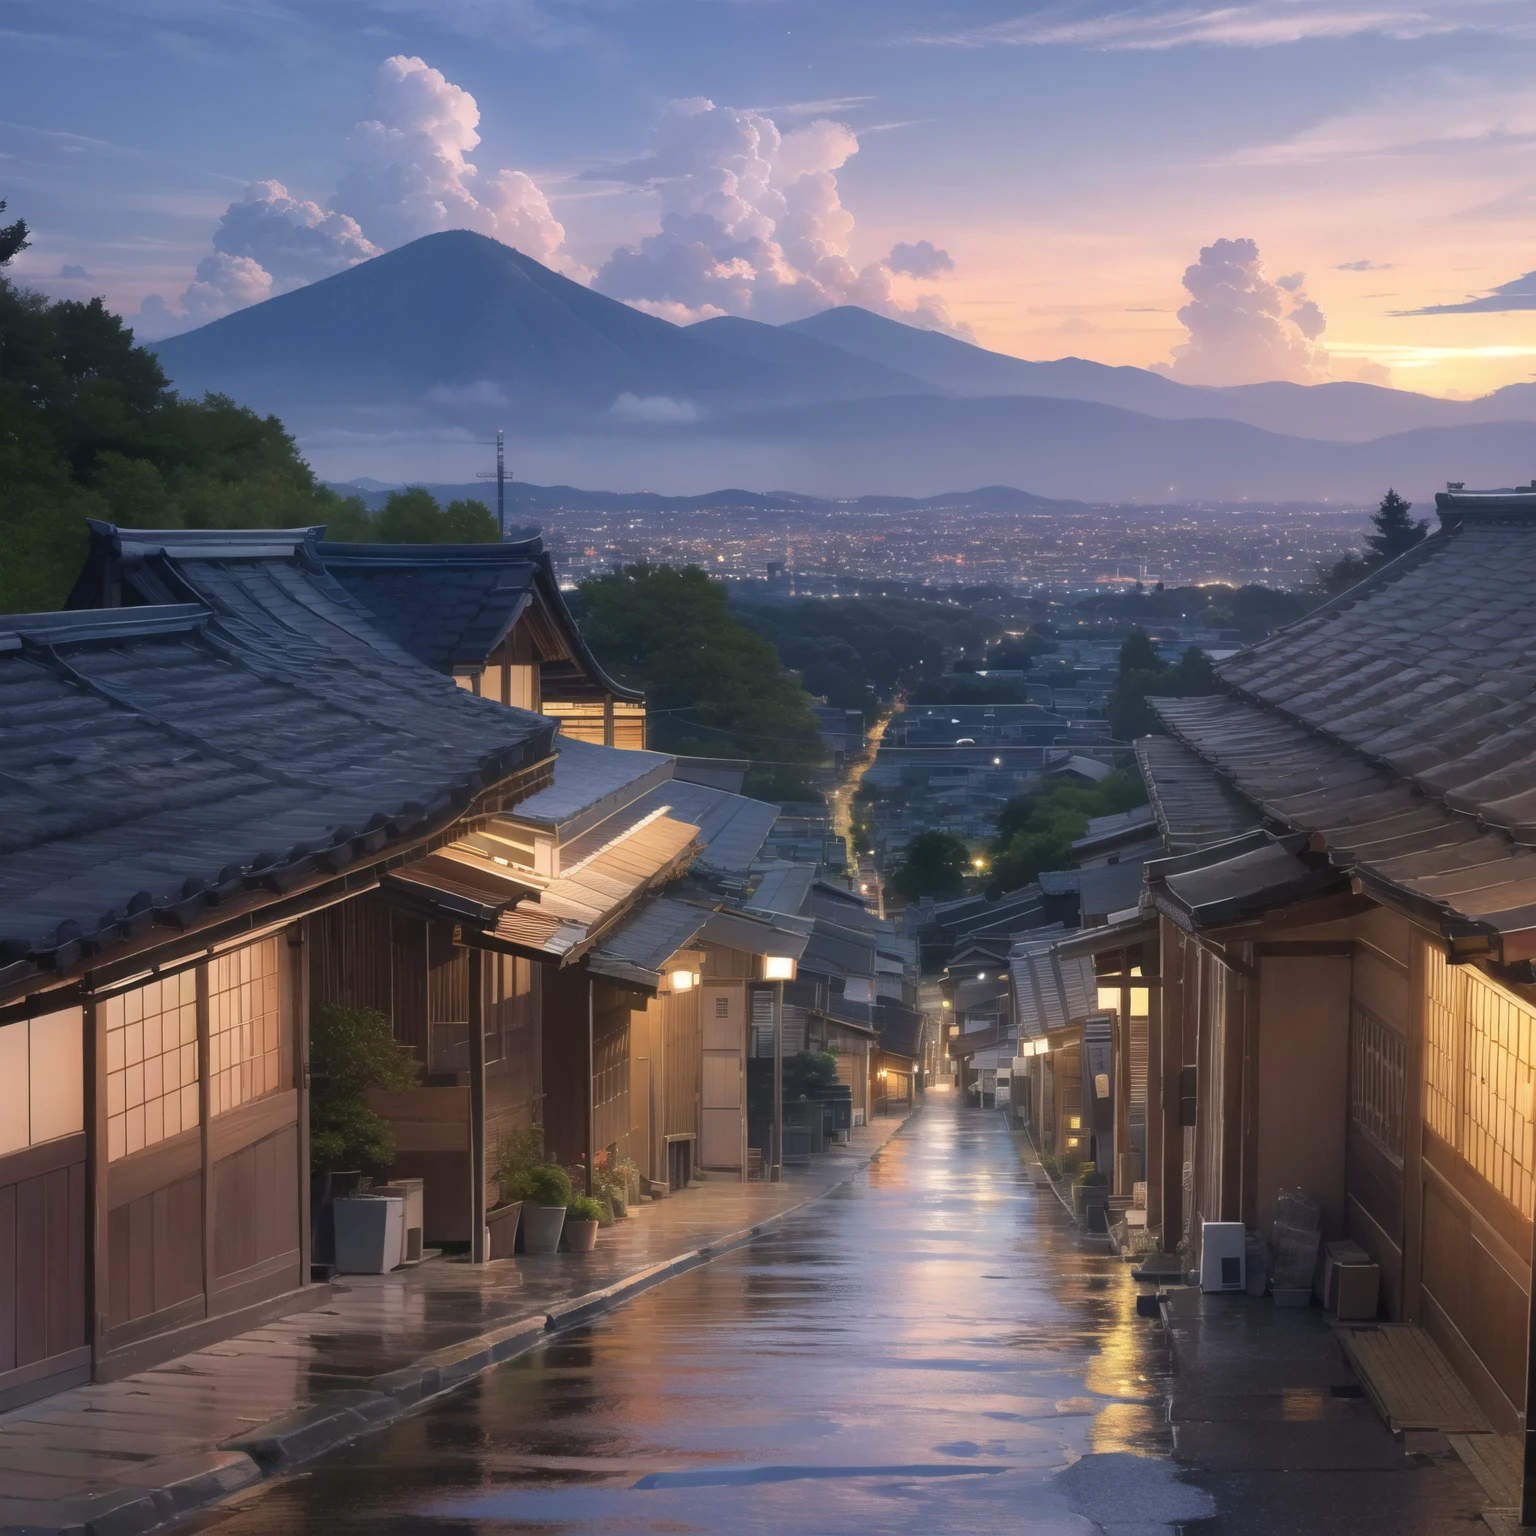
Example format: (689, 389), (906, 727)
(315, 538), (642, 699)
(1145, 831), (1346, 931)
(1009, 925), (1097, 1040)
(0, 599), (555, 988)
(1136, 734), (1262, 854)
(507, 736), (673, 838)
(1150, 491), (1536, 960)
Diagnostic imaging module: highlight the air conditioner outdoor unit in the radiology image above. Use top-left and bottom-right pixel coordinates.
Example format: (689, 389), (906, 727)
(1200, 1220), (1247, 1293)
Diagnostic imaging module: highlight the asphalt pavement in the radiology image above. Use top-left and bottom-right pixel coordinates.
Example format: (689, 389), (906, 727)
(171, 1092), (1485, 1536)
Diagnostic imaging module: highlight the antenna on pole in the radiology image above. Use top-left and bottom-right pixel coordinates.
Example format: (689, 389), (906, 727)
(476, 428), (507, 540)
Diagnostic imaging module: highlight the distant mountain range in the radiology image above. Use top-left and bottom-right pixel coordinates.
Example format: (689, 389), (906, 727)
(152, 230), (1536, 502)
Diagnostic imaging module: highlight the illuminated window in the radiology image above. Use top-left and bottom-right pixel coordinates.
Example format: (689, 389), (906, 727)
(105, 971), (199, 1162)
(1096, 987), (1120, 1012)
(1067, 1114), (1081, 1130)
(208, 938), (283, 1116)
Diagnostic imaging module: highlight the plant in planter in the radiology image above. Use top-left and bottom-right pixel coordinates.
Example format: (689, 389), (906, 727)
(519, 1163), (572, 1255)
(564, 1195), (603, 1252)
(592, 1150), (639, 1221)
(309, 1004), (420, 1274)
(489, 1126), (546, 1257)
(1072, 1166), (1110, 1220)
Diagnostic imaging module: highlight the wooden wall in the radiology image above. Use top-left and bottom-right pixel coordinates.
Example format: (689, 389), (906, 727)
(0, 1135), (88, 1407)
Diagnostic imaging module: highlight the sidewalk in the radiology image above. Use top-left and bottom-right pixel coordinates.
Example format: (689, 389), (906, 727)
(0, 1112), (913, 1536)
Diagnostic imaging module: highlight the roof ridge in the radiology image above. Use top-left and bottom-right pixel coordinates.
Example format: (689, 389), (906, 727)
(0, 604), (209, 651)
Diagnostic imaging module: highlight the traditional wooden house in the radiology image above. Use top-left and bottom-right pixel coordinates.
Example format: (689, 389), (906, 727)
(1132, 483), (1536, 1458)
(1008, 925), (1100, 1160)
(0, 585), (553, 1409)
(870, 999), (926, 1112)
(311, 536), (646, 746)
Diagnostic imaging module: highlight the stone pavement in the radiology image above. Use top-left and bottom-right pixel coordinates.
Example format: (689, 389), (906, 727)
(0, 1111), (912, 1536)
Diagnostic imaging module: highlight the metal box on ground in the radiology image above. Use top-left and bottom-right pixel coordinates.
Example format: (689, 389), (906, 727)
(1200, 1220), (1247, 1293)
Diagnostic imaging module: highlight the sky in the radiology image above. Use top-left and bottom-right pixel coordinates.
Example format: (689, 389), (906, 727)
(7, 0), (1536, 398)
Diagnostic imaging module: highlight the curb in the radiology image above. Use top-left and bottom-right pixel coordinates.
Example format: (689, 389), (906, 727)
(67, 1112), (915, 1536)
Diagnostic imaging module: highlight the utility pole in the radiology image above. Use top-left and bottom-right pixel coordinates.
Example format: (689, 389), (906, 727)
(476, 428), (507, 540)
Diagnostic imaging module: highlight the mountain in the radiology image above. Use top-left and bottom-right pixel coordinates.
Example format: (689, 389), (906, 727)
(153, 232), (939, 431)
(785, 306), (1528, 444)
(148, 233), (1536, 502)
(330, 479), (1086, 516)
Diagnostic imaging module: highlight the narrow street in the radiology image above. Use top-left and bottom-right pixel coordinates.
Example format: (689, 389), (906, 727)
(177, 1095), (1480, 1536)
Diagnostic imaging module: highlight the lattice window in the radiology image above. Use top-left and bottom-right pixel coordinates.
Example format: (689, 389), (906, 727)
(208, 938), (283, 1115)
(1349, 1002), (1405, 1163)
(104, 970), (199, 1162)
(1461, 968), (1536, 1219)
(1422, 944), (1459, 1147)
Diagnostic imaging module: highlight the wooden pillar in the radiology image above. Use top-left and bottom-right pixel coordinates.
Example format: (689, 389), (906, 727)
(1158, 925), (1185, 1245)
(1116, 957), (1132, 1198)
(468, 948), (486, 1263)
(1403, 933), (1427, 1325)
(585, 975), (595, 1198)
(292, 923), (311, 1284)
(1220, 951), (1246, 1224)
(603, 694), (615, 748)
(1524, 1199), (1536, 1524)
(1146, 956), (1165, 1234)
(197, 962), (213, 1315)
(1241, 954), (1261, 1229)
(84, 997), (107, 1379)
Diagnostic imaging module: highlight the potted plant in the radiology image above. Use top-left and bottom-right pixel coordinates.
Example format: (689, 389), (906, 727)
(489, 1127), (544, 1258)
(564, 1195), (603, 1252)
(333, 1176), (407, 1274)
(1073, 1166), (1111, 1221)
(308, 1004), (420, 1274)
(519, 1164), (572, 1255)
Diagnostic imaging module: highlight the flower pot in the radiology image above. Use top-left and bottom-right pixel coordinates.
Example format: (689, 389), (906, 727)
(486, 1200), (522, 1260)
(564, 1218), (598, 1252)
(309, 1170), (361, 1270)
(333, 1196), (404, 1274)
(522, 1203), (566, 1256)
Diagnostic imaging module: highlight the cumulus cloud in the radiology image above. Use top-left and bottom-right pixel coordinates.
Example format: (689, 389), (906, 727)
(1155, 237), (1329, 386)
(137, 56), (573, 337)
(587, 97), (966, 332)
(58, 263), (91, 280)
(333, 56), (572, 269)
(885, 239), (955, 279)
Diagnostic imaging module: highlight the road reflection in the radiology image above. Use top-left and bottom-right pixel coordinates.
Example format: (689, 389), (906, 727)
(185, 1098), (1211, 1534)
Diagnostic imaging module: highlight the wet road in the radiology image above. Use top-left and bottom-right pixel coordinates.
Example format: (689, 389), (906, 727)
(185, 1094), (1215, 1534)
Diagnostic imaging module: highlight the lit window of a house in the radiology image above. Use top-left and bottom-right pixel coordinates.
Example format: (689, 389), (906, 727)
(105, 971), (199, 1162)
(0, 1007), (84, 1156)
(208, 938), (283, 1115)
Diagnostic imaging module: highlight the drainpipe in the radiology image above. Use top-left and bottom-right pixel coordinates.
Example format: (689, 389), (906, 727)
(468, 947), (486, 1263)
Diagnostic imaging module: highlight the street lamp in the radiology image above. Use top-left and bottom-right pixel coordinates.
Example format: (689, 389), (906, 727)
(764, 956), (797, 1182)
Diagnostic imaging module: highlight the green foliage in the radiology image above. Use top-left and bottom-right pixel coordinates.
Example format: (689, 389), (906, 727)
(735, 595), (1003, 707)
(0, 272), (370, 612)
(525, 1163), (573, 1207)
(891, 830), (973, 902)
(577, 564), (826, 797)
(1106, 629), (1223, 741)
(0, 200), (29, 267)
(1319, 488), (1429, 593)
(308, 1004), (420, 1173)
(566, 1195), (605, 1222)
(782, 1050), (839, 1099)
(495, 1125), (546, 1203)
(1074, 1166), (1108, 1187)
(987, 770), (1147, 895)
(374, 487), (498, 543)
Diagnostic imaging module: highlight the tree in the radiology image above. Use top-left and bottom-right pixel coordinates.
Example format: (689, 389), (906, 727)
(890, 830), (972, 902)
(986, 771), (1147, 894)
(1106, 628), (1222, 740)
(1363, 488), (1427, 564)
(1319, 487), (1428, 593)
(0, 200), (27, 267)
(578, 564), (826, 799)
(374, 487), (498, 543)
(0, 263), (369, 611)
(308, 1004), (420, 1172)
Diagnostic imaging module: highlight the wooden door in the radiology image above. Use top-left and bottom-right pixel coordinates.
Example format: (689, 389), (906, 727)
(700, 984), (744, 1172)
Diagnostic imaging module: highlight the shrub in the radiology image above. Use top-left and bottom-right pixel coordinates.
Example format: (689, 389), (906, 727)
(567, 1196), (604, 1222)
(526, 1164), (573, 1207)
(309, 1004), (419, 1173)
(496, 1126), (546, 1202)
(1075, 1166), (1108, 1187)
